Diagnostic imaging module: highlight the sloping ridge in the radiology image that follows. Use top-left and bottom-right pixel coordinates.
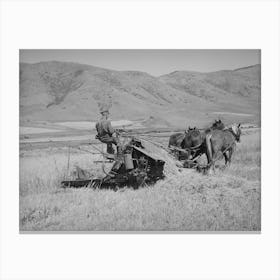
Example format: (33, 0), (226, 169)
(159, 64), (260, 100)
(20, 61), (261, 124)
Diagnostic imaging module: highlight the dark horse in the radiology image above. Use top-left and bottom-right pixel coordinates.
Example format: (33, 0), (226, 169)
(181, 127), (204, 160)
(205, 123), (241, 172)
(206, 119), (225, 132)
(168, 119), (225, 149)
(180, 120), (225, 160)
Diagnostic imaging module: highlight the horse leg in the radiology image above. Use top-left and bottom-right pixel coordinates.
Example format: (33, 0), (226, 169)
(227, 145), (235, 165)
(211, 151), (217, 173)
(223, 151), (229, 166)
(205, 135), (214, 174)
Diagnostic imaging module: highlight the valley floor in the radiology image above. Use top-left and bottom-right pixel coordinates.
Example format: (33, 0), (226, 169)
(19, 129), (261, 231)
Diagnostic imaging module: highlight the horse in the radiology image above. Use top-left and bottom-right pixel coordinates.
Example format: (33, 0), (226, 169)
(180, 120), (226, 160)
(205, 123), (241, 172)
(181, 127), (204, 160)
(168, 120), (224, 148)
(205, 119), (225, 132)
(168, 120), (226, 162)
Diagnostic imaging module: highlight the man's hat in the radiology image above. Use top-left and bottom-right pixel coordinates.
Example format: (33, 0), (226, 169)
(99, 104), (110, 114)
(100, 108), (109, 114)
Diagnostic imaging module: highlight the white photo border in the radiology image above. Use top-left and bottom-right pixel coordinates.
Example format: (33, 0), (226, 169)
(1, 0), (280, 279)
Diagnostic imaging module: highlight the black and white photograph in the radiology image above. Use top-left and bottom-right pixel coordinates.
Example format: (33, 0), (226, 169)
(19, 49), (261, 232)
(1, 0), (280, 279)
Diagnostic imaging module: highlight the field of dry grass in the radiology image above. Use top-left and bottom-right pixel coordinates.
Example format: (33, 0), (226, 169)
(19, 129), (261, 231)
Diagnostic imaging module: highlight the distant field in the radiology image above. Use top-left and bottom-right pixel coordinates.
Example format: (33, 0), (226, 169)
(20, 120), (143, 135)
(20, 127), (62, 134)
(20, 134), (93, 144)
(211, 112), (254, 117)
(19, 128), (261, 231)
(56, 120), (134, 130)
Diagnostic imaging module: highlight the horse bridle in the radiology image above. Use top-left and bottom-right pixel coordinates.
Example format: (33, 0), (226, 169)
(228, 127), (240, 141)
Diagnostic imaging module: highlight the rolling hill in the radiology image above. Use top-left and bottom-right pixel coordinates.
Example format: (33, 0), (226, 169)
(20, 61), (261, 127)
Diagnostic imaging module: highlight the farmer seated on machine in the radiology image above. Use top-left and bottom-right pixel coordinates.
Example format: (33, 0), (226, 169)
(95, 107), (122, 154)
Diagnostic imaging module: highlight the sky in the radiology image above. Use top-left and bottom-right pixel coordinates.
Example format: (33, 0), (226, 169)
(20, 49), (260, 76)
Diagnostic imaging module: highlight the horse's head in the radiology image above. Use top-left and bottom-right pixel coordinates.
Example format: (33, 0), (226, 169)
(231, 123), (242, 142)
(187, 126), (200, 138)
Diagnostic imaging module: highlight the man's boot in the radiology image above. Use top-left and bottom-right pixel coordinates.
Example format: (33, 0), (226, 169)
(107, 143), (115, 154)
(117, 145), (122, 155)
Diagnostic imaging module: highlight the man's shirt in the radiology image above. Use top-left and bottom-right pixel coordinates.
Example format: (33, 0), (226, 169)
(96, 119), (115, 137)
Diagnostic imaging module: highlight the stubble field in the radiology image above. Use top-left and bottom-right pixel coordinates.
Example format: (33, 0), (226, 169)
(19, 129), (261, 231)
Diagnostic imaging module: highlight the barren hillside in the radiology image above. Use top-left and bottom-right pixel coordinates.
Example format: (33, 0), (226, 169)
(20, 61), (261, 126)
(159, 64), (260, 108)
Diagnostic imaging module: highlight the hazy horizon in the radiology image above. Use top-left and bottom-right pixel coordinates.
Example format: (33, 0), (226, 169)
(20, 49), (260, 76)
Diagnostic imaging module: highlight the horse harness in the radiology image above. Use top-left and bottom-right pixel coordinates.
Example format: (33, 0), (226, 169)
(227, 127), (240, 141)
(184, 128), (239, 170)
